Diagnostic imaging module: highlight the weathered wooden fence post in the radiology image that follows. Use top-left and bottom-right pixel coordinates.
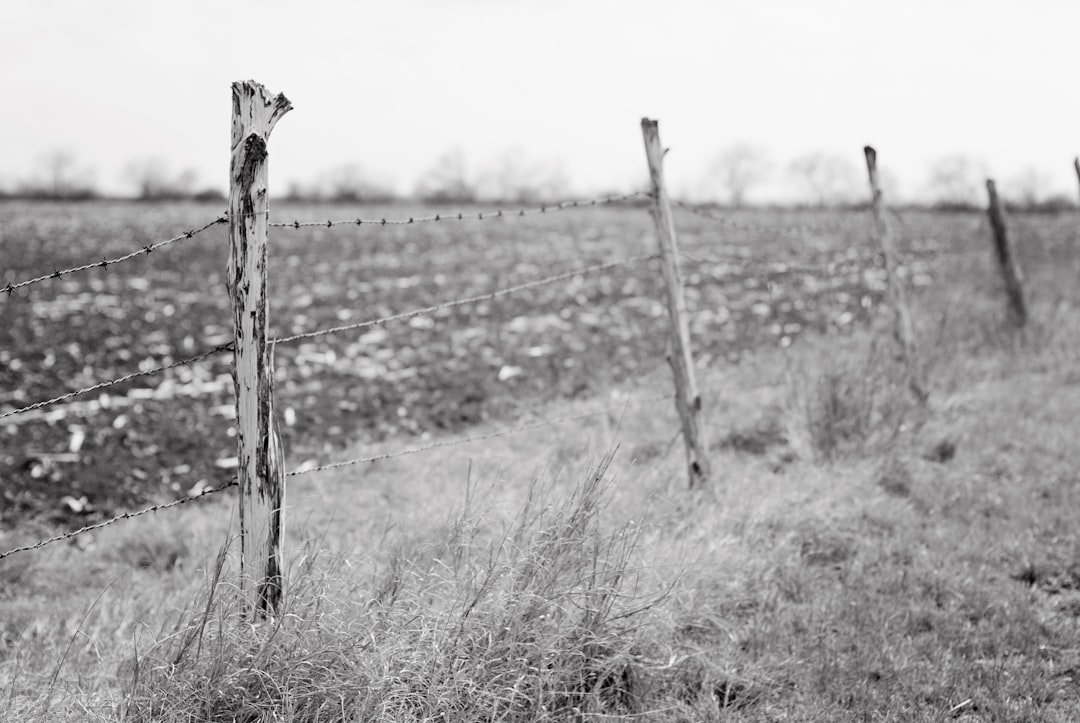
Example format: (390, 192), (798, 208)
(985, 179), (1027, 327)
(863, 146), (926, 402)
(228, 80), (292, 618)
(640, 118), (710, 488)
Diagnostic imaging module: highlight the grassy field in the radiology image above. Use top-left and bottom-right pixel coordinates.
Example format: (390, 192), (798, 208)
(1, 202), (1079, 720)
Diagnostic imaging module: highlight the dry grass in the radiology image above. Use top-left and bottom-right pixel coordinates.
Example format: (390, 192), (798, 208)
(3, 211), (1080, 721)
(120, 451), (669, 721)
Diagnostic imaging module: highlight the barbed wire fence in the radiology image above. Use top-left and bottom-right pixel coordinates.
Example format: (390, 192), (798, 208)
(0, 225), (662, 561)
(1, 80), (895, 618)
(0, 194), (722, 567)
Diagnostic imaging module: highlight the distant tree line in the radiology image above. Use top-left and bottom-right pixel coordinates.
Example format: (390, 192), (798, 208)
(3, 146), (1076, 211)
(282, 148), (570, 205)
(0, 151), (225, 202)
(2, 150), (101, 200)
(0, 147), (571, 206)
(702, 144), (1079, 212)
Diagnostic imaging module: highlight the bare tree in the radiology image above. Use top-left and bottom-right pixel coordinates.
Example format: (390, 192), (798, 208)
(415, 149), (477, 203)
(125, 157), (197, 200)
(480, 148), (569, 204)
(1006, 166), (1053, 209)
(318, 163), (396, 202)
(26, 149), (97, 199)
(924, 155), (987, 209)
(42, 150), (77, 197)
(788, 152), (858, 207)
(706, 143), (771, 207)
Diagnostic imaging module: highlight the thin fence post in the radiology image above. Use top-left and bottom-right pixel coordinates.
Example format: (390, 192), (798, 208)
(863, 146), (926, 402)
(228, 80), (292, 619)
(640, 118), (710, 488)
(985, 178), (1027, 326)
(1074, 156), (1080, 206)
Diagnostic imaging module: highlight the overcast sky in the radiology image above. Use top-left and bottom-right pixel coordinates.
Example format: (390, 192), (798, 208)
(4, 0), (1078, 202)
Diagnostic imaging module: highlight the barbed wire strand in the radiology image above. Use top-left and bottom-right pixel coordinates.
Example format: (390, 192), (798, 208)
(2, 216), (228, 297)
(0, 479), (238, 561)
(671, 200), (864, 236)
(0, 392), (679, 560)
(0, 256), (652, 423)
(676, 249), (871, 275)
(272, 254), (657, 347)
(287, 393), (676, 478)
(0, 342), (234, 422)
(263, 192), (651, 229)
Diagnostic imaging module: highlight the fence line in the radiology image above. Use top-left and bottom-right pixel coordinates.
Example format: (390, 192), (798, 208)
(0, 256), (654, 423)
(286, 393), (677, 477)
(265, 191), (651, 229)
(1, 192), (658, 424)
(0, 342), (235, 422)
(671, 199), (862, 236)
(2, 189), (649, 301)
(675, 250), (861, 275)
(1, 216), (227, 296)
(641, 119), (710, 488)
(0, 479), (238, 562)
(0, 391), (678, 562)
(272, 254), (656, 346)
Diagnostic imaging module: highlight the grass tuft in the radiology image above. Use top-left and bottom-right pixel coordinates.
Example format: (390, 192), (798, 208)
(120, 451), (675, 722)
(784, 337), (920, 461)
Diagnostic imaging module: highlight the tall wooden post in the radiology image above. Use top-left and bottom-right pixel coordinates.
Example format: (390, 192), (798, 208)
(863, 146), (926, 402)
(985, 179), (1027, 326)
(640, 118), (710, 488)
(228, 80), (291, 618)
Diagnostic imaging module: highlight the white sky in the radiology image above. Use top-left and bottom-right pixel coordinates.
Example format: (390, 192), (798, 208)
(4, 0), (1078, 202)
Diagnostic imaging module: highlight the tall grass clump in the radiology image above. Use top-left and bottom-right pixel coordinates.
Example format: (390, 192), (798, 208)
(784, 337), (920, 461)
(121, 452), (673, 722)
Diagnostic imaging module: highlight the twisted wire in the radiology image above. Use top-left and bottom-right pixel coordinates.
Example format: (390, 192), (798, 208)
(672, 200), (863, 236)
(0, 343), (234, 422)
(265, 192), (650, 229)
(287, 393), (676, 477)
(0, 479), (238, 561)
(272, 254), (656, 346)
(0, 392), (678, 560)
(0, 256), (652, 422)
(2, 216), (227, 296)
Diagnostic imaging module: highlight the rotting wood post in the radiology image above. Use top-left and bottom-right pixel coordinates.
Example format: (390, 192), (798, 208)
(640, 118), (710, 488)
(985, 179), (1027, 326)
(228, 80), (291, 619)
(863, 146), (926, 403)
